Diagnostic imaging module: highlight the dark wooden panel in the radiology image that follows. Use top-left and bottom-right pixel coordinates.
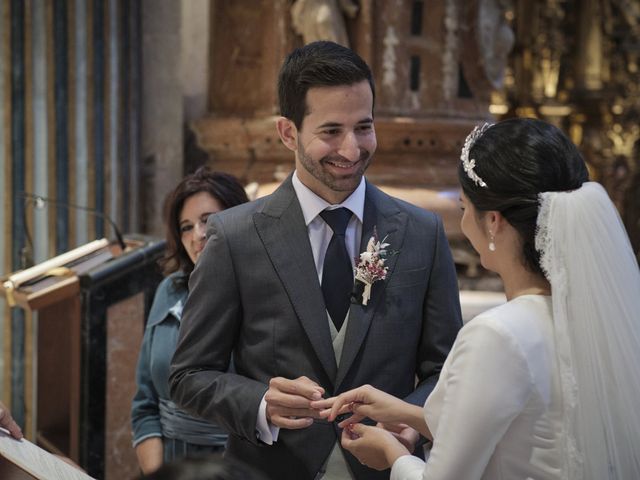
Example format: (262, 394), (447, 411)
(0, 455), (38, 480)
(37, 295), (81, 461)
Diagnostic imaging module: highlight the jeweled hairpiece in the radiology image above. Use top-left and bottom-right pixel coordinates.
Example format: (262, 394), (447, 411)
(461, 123), (493, 188)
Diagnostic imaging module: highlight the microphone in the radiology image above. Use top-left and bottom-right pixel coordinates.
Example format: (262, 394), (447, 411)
(20, 192), (127, 252)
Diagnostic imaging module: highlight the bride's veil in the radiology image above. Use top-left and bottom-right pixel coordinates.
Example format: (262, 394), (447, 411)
(536, 181), (640, 479)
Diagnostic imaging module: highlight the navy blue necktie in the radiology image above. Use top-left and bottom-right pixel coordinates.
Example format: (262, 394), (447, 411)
(320, 208), (354, 330)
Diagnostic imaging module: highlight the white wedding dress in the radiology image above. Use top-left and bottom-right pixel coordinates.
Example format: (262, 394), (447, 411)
(392, 295), (563, 480)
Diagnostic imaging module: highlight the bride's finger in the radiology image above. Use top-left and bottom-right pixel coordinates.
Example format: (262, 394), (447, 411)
(326, 386), (372, 420)
(341, 426), (358, 448)
(329, 398), (352, 422)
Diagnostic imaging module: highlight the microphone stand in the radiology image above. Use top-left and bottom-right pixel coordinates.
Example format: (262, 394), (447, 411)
(20, 192), (127, 252)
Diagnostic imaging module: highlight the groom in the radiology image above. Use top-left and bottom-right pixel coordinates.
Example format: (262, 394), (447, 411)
(170, 41), (462, 480)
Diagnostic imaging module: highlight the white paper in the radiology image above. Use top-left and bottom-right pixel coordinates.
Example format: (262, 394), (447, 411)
(0, 428), (95, 480)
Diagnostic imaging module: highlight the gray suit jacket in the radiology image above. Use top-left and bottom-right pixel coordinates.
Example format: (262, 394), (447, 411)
(170, 176), (462, 480)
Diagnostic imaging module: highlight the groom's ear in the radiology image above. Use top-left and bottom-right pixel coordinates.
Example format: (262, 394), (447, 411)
(276, 117), (298, 152)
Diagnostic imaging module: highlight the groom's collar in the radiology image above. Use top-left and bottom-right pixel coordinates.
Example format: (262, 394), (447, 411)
(291, 170), (365, 226)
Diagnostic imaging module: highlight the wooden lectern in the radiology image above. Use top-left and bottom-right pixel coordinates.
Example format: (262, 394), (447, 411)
(1, 237), (165, 479)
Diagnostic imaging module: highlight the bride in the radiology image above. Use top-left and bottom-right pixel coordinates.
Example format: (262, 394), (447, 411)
(313, 118), (640, 479)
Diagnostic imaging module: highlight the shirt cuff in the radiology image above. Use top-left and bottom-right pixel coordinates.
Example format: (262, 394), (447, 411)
(256, 394), (279, 445)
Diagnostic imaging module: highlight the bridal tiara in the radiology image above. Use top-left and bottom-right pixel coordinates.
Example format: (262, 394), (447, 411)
(461, 123), (493, 188)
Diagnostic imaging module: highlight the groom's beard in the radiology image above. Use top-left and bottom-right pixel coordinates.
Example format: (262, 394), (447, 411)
(296, 139), (372, 194)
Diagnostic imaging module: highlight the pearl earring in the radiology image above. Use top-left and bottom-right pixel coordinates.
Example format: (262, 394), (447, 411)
(489, 232), (496, 252)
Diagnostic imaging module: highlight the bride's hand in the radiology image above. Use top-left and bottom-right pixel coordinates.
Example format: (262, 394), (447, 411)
(311, 384), (409, 427)
(341, 423), (410, 471)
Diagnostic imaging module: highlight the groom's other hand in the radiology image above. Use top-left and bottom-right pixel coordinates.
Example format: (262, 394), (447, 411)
(265, 376), (325, 429)
(378, 422), (420, 453)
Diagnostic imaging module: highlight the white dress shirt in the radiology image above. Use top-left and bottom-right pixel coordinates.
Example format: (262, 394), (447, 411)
(255, 172), (365, 448)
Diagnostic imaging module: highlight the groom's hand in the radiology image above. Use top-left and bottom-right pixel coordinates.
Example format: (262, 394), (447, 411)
(265, 376), (325, 429)
(378, 422), (420, 453)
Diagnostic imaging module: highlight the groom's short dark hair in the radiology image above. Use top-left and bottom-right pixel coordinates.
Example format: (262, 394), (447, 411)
(278, 41), (375, 129)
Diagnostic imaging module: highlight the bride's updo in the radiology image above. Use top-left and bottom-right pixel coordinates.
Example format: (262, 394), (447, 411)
(458, 118), (589, 275)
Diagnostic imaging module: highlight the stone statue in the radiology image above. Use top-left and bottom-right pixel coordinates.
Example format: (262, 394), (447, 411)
(477, 0), (515, 89)
(291, 0), (359, 47)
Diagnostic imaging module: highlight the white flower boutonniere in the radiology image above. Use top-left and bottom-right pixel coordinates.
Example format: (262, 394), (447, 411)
(355, 231), (391, 306)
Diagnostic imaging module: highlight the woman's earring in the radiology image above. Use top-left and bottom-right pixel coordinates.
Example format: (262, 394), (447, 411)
(489, 232), (496, 252)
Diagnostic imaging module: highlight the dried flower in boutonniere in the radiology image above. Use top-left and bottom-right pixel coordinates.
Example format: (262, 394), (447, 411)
(354, 230), (392, 306)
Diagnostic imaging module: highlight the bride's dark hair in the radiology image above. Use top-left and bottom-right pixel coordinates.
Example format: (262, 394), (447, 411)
(458, 118), (589, 275)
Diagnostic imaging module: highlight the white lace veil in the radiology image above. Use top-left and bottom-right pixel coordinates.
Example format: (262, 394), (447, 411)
(535, 181), (640, 479)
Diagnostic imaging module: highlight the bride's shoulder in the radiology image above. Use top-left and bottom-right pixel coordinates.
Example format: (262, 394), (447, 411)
(469, 295), (550, 323)
(463, 296), (551, 339)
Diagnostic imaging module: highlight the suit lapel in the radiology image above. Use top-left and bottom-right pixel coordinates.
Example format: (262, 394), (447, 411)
(253, 177), (338, 383)
(335, 183), (408, 390)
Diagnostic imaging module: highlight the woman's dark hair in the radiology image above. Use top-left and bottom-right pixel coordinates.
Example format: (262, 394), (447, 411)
(458, 118), (589, 276)
(278, 40), (375, 129)
(161, 167), (249, 278)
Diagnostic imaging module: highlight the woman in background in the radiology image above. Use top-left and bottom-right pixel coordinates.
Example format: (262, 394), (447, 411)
(131, 167), (249, 475)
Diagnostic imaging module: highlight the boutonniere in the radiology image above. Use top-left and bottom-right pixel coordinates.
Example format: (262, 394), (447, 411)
(354, 230), (391, 306)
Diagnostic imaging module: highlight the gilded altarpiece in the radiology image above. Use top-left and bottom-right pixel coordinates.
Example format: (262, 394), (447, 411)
(496, 0), (640, 261)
